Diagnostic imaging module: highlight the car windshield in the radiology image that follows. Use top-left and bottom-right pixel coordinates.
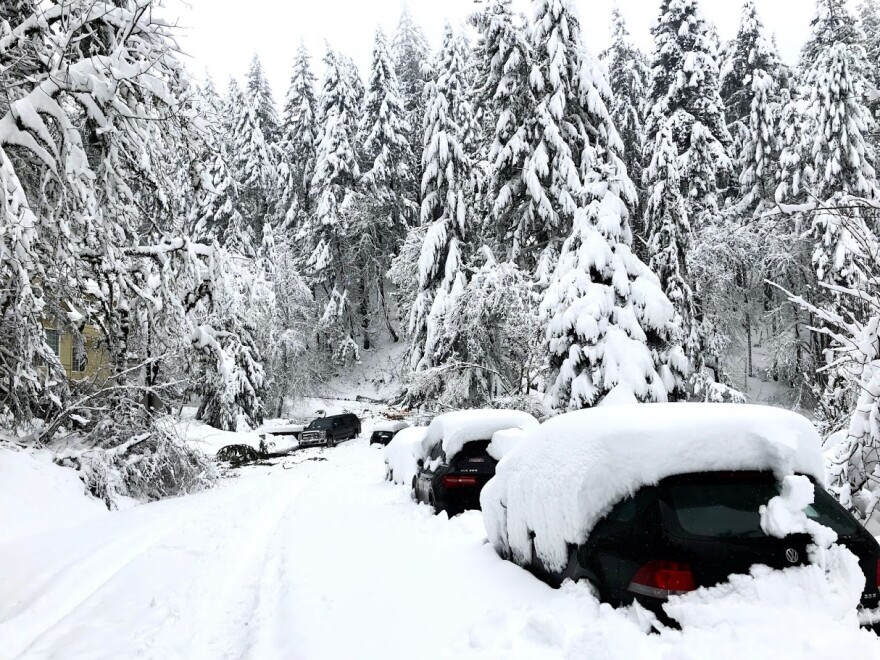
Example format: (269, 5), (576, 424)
(308, 418), (333, 430)
(665, 472), (862, 539)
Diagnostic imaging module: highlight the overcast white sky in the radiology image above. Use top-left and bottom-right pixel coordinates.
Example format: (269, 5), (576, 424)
(167, 0), (817, 101)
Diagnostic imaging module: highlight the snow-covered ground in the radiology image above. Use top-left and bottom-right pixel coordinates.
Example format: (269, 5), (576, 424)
(3, 416), (880, 659)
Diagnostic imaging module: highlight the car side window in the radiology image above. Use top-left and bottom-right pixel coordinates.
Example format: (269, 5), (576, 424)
(429, 443), (443, 462)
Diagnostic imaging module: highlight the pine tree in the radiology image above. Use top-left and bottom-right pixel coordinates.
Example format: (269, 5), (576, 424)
(246, 54), (282, 144)
(472, 0), (535, 262)
(738, 70), (780, 214)
(280, 43), (319, 222)
(303, 47), (362, 361)
(645, 122), (698, 355)
(601, 8), (651, 213)
(360, 28), (413, 210)
(809, 42), (877, 290)
(227, 78), (276, 237)
(532, 0), (687, 410)
(392, 5), (431, 217)
(409, 24), (476, 370)
(720, 1), (780, 129)
(646, 0), (731, 226)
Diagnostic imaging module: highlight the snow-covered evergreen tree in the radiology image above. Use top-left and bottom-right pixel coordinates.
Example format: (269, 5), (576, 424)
(601, 7), (651, 213)
(227, 78), (276, 238)
(246, 54), (282, 144)
(392, 5), (431, 218)
(302, 47), (362, 361)
(531, 0), (687, 410)
(646, 0), (731, 226)
(409, 24), (476, 371)
(281, 43), (319, 221)
(473, 0), (535, 262)
(809, 42), (877, 290)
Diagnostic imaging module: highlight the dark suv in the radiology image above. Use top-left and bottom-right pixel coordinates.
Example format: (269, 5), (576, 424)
(533, 471), (880, 629)
(413, 440), (497, 516)
(299, 413), (361, 448)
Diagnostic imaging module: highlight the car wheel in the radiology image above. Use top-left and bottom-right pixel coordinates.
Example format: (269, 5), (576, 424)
(329, 436), (337, 448)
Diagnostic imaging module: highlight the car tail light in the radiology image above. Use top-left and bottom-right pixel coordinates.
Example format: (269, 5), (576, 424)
(442, 475), (478, 488)
(628, 560), (696, 599)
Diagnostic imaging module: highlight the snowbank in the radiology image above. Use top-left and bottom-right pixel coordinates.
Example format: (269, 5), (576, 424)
(0, 447), (107, 544)
(384, 427), (428, 486)
(482, 403), (824, 572)
(423, 409), (540, 460)
(373, 420), (409, 433)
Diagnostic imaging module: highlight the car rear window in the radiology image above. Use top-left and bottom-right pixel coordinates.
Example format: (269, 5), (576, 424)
(451, 440), (494, 465)
(664, 472), (862, 539)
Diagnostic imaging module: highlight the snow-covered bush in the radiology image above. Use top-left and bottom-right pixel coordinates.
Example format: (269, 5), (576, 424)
(55, 414), (217, 508)
(482, 403), (824, 573)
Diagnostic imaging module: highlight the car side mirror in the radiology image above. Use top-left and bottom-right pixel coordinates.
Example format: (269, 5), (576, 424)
(416, 459), (424, 469)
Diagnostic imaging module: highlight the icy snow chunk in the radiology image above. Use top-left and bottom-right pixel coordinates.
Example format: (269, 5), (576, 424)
(482, 403), (825, 573)
(422, 409), (540, 461)
(760, 475), (838, 553)
(384, 426), (428, 486)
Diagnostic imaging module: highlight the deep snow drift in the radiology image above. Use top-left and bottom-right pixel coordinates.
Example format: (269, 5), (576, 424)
(1, 410), (879, 659)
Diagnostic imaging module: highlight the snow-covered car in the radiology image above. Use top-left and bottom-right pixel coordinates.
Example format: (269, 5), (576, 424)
(413, 409), (539, 516)
(299, 413), (362, 448)
(370, 420), (410, 446)
(384, 426), (429, 485)
(259, 423), (305, 455)
(481, 403), (880, 629)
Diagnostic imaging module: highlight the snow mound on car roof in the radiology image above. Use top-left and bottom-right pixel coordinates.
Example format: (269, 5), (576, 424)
(373, 420), (409, 433)
(423, 409), (540, 460)
(481, 403), (824, 574)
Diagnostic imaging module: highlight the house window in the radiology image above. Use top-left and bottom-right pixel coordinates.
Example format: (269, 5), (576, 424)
(73, 349), (88, 373)
(45, 329), (60, 357)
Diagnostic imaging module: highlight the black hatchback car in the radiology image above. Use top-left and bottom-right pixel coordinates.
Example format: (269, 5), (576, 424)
(299, 413), (362, 447)
(536, 471), (880, 628)
(413, 440), (497, 516)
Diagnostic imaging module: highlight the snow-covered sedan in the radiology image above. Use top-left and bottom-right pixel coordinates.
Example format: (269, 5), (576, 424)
(413, 409), (539, 517)
(481, 403), (880, 630)
(370, 420), (410, 446)
(384, 426), (428, 485)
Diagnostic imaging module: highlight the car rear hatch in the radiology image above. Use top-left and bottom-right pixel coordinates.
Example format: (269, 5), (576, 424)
(655, 472), (880, 609)
(443, 440), (498, 504)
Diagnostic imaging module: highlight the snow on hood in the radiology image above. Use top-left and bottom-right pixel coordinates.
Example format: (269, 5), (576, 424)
(481, 403), (824, 573)
(422, 409), (540, 460)
(373, 420), (409, 433)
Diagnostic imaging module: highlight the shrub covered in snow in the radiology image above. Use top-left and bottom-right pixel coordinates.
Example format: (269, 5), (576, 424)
(384, 426), (428, 486)
(482, 403), (824, 573)
(422, 409), (540, 461)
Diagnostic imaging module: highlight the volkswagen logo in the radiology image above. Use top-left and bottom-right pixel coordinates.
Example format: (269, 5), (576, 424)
(785, 548), (799, 564)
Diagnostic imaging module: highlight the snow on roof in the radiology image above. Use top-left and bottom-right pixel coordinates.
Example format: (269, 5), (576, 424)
(373, 420), (410, 433)
(260, 424), (305, 435)
(422, 409), (540, 460)
(481, 403), (824, 574)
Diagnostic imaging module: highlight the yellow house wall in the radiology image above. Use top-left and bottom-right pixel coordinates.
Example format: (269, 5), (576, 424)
(42, 321), (111, 383)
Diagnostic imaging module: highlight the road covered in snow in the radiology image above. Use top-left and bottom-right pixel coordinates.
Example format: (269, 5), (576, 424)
(3, 428), (880, 659)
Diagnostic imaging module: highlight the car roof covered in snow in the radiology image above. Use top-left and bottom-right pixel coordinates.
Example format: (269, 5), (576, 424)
(423, 409), (540, 460)
(373, 420), (409, 433)
(481, 403), (824, 573)
(260, 423), (305, 434)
